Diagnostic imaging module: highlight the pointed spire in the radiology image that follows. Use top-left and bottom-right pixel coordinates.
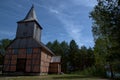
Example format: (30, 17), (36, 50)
(23, 5), (37, 21)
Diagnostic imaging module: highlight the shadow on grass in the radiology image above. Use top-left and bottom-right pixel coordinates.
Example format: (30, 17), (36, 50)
(0, 74), (19, 77)
(0, 73), (37, 77)
(52, 75), (92, 79)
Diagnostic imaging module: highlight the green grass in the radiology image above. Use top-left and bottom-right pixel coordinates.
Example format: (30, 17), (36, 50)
(0, 74), (108, 80)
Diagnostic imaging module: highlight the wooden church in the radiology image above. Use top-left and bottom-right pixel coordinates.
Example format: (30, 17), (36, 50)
(3, 6), (61, 75)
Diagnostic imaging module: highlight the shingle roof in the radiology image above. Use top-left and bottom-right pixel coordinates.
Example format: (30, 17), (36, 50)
(39, 42), (55, 55)
(23, 5), (37, 21)
(7, 38), (55, 56)
(51, 56), (61, 63)
(17, 5), (43, 29)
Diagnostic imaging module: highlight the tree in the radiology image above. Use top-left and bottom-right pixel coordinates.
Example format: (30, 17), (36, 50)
(0, 39), (12, 55)
(90, 0), (120, 78)
(60, 41), (69, 72)
(46, 40), (69, 72)
(46, 42), (52, 50)
(94, 38), (107, 66)
(0, 39), (12, 64)
(87, 47), (94, 67)
(46, 40), (62, 55)
(46, 40), (95, 73)
(68, 40), (79, 71)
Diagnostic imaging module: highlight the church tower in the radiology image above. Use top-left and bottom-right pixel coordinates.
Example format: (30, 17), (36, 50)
(16, 5), (42, 42)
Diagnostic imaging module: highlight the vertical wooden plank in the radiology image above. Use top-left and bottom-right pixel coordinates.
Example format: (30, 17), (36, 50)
(26, 65), (31, 72)
(9, 49), (12, 72)
(31, 48), (33, 72)
(38, 48), (41, 72)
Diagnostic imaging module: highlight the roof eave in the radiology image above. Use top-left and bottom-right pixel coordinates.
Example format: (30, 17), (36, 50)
(17, 20), (43, 29)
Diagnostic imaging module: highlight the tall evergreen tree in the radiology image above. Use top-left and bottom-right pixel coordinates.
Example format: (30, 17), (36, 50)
(50, 40), (62, 55)
(46, 40), (95, 73)
(46, 42), (52, 50)
(79, 46), (88, 70)
(68, 40), (79, 71)
(87, 47), (94, 67)
(60, 41), (69, 72)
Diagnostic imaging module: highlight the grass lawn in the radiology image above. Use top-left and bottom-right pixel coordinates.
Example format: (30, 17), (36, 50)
(0, 74), (108, 80)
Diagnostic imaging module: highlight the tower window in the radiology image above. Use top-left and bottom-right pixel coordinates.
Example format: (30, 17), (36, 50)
(27, 48), (32, 54)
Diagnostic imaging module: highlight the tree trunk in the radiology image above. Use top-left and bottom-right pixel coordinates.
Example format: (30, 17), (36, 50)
(109, 63), (114, 79)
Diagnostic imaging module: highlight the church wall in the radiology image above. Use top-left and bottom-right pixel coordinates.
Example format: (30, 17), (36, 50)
(3, 48), (12, 72)
(30, 48), (41, 73)
(49, 63), (61, 74)
(40, 50), (52, 73)
(3, 47), (41, 73)
(3, 48), (18, 72)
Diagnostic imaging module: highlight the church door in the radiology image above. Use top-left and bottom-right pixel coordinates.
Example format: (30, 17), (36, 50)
(16, 59), (26, 72)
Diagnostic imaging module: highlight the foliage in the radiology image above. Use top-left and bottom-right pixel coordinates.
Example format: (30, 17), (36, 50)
(46, 40), (69, 72)
(68, 40), (79, 71)
(0, 39), (12, 54)
(90, 0), (120, 78)
(0, 39), (11, 64)
(72, 66), (106, 77)
(93, 38), (107, 65)
(46, 40), (94, 73)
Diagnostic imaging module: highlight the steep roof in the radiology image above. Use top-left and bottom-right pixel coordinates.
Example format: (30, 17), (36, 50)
(17, 5), (43, 29)
(7, 38), (55, 56)
(51, 56), (61, 63)
(23, 5), (37, 21)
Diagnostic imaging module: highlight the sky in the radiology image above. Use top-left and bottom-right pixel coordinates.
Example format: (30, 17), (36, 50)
(0, 0), (97, 48)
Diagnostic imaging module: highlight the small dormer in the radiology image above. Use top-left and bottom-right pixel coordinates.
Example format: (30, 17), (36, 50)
(16, 5), (42, 42)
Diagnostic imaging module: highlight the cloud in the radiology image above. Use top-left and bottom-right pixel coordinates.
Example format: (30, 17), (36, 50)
(0, 30), (15, 37)
(45, 0), (95, 47)
(61, 19), (83, 46)
(47, 6), (83, 46)
(49, 8), (60, 14)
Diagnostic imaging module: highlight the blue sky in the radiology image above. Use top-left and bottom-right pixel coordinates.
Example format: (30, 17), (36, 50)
(0, 0), (97, 48)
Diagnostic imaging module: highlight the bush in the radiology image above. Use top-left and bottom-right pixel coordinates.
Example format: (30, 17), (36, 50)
(71, 65), (106, 77)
